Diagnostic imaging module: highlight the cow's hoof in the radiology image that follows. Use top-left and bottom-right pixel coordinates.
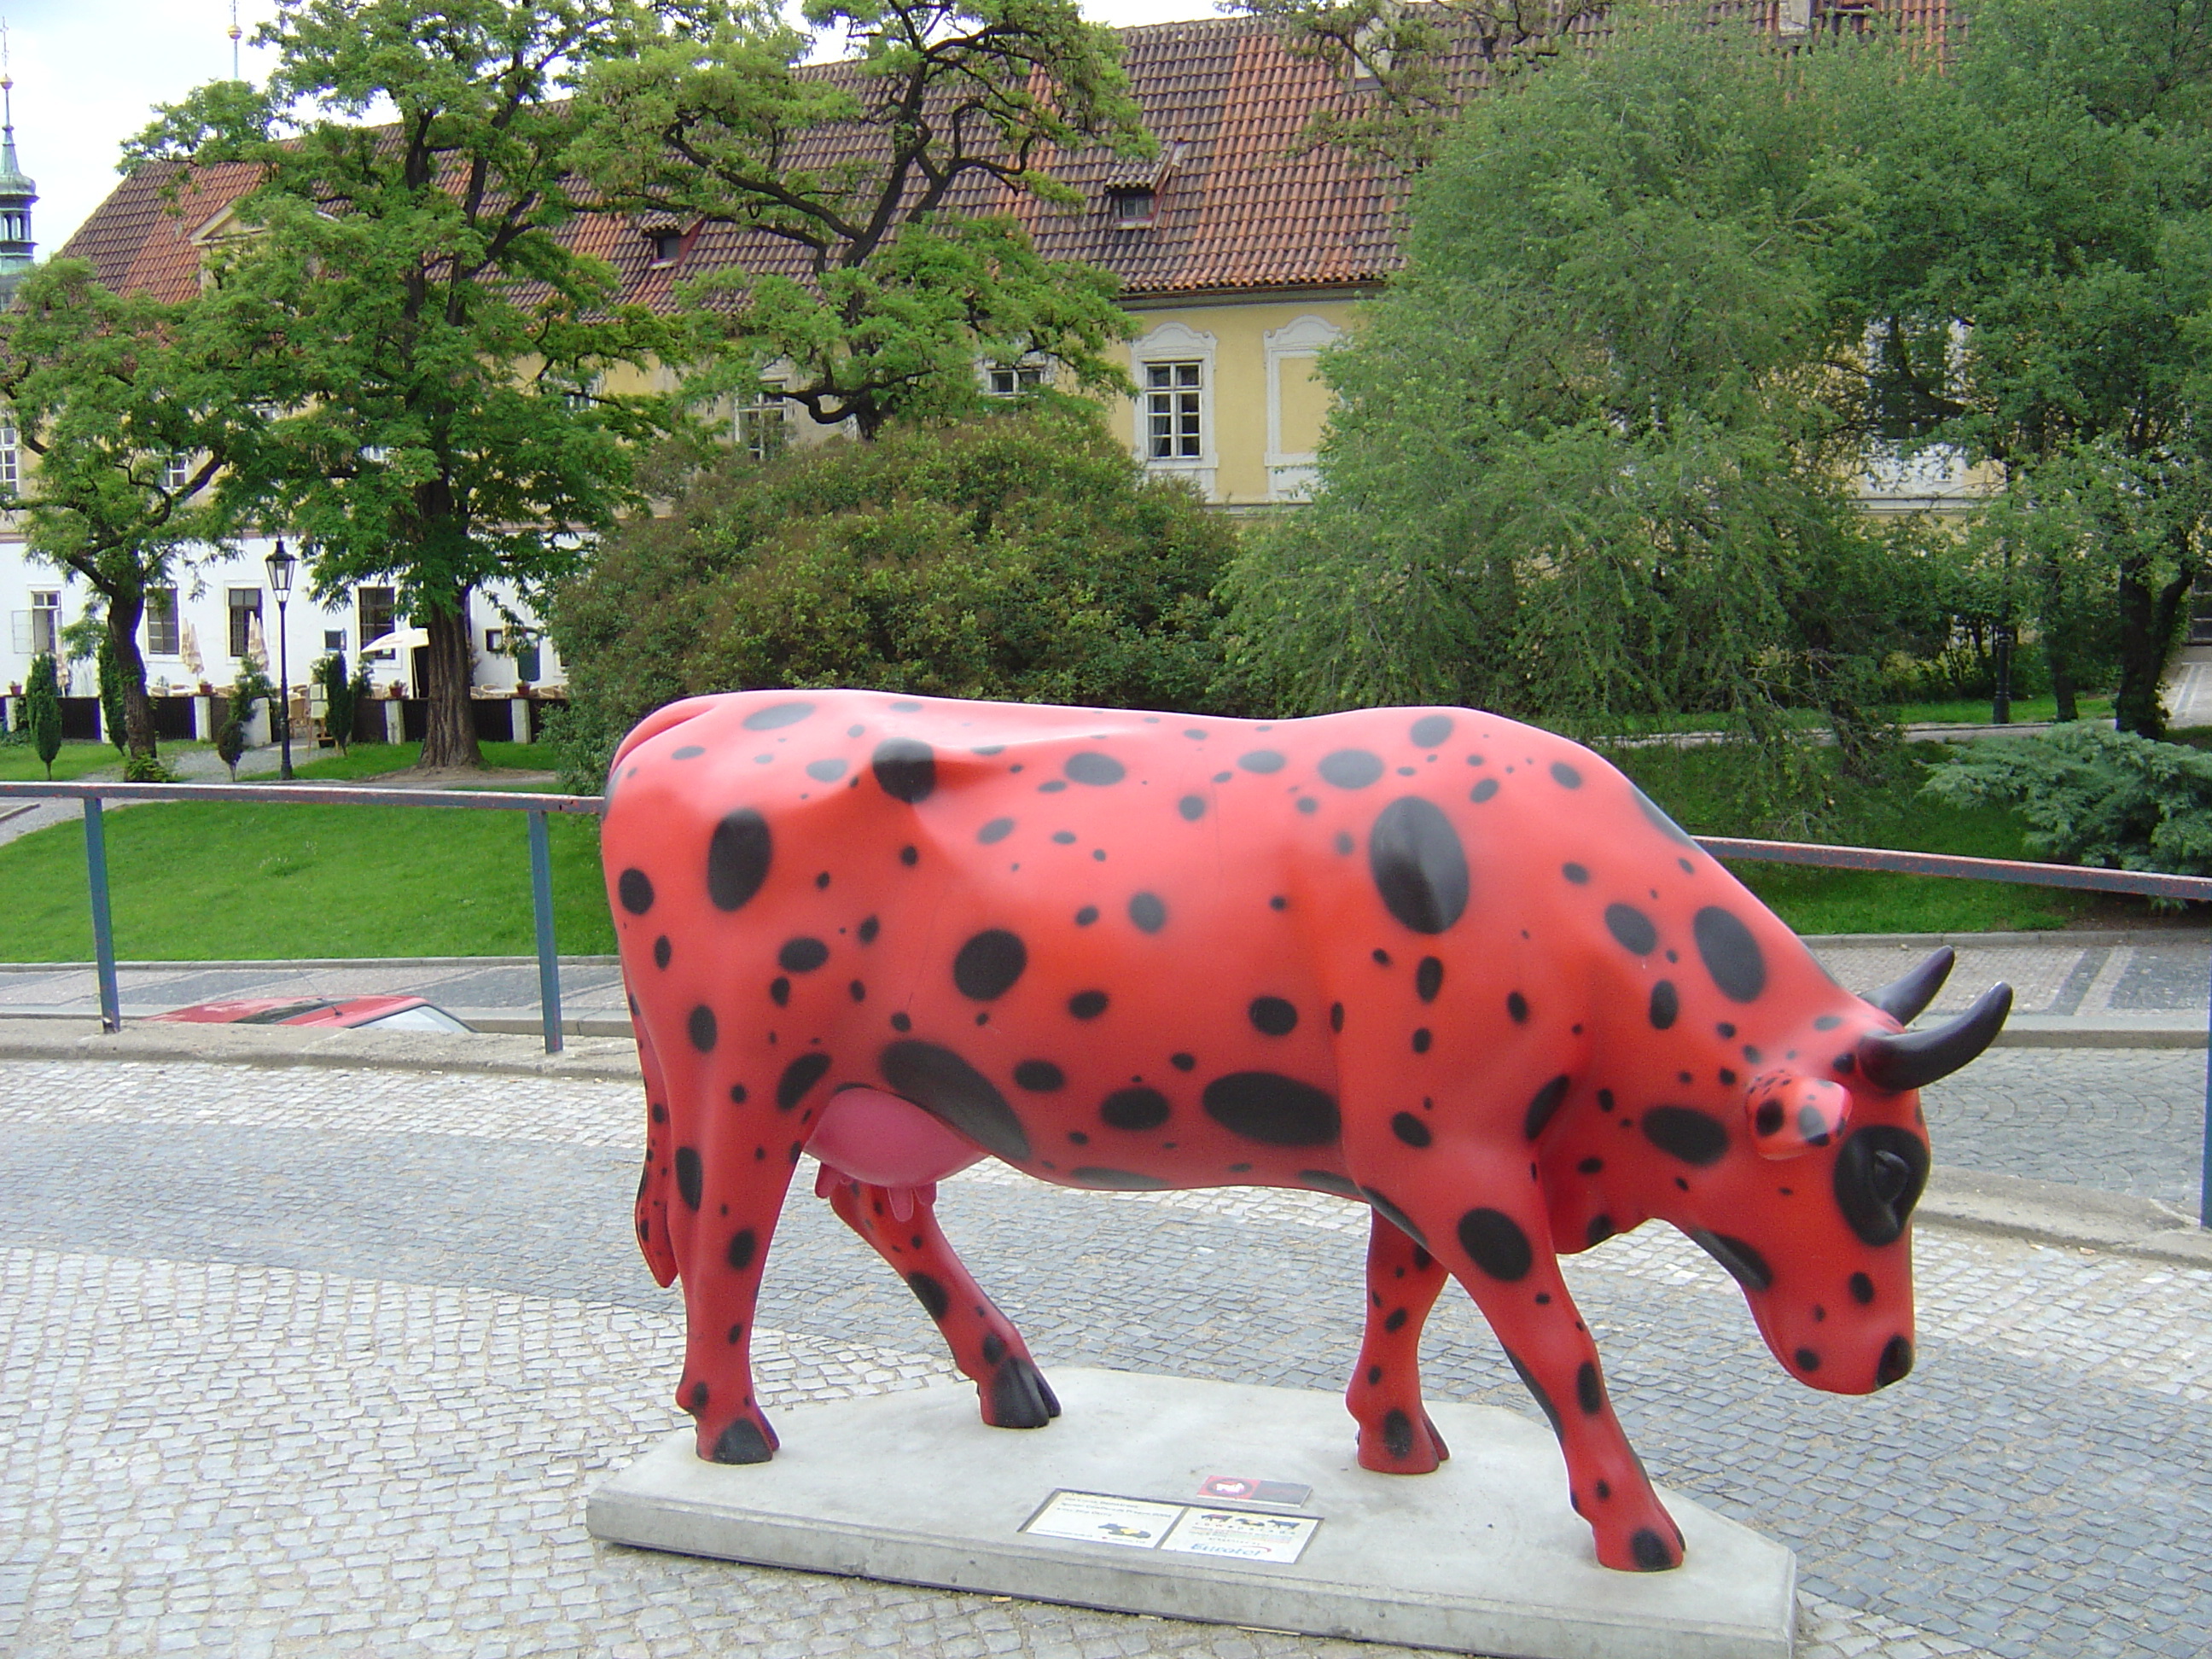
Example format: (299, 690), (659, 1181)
(707, 1414), (778, 1464)
(985, 1355), (1061, 1428)
(1597, 1522), (1685, 1572)
(1357, 1406), (1448, 1474)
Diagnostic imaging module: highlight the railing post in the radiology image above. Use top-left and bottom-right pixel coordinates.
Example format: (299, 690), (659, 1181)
(82, 797), (121, 1034)
(528, 809), (563, 1055)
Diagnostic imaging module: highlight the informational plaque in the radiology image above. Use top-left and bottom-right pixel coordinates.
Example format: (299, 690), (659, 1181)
(1020, 1491), (1190, 1550)
(1160, 1505), (1322, 1564)
(1021, 1490), (1322, 1564)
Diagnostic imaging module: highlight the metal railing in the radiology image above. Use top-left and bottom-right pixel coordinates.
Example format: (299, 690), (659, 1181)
(2, 778), (2208, 1225)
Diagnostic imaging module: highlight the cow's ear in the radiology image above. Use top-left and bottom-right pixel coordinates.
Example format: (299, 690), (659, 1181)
(1743, 1072), (1852, 1160)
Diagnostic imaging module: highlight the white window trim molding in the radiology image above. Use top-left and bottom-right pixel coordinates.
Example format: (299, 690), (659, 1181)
(1264, 314), (1343, 503)
(1132, 322), (1219, 500)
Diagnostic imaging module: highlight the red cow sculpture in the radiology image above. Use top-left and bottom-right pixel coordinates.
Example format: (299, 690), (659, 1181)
(602, 690), (2010, 1573)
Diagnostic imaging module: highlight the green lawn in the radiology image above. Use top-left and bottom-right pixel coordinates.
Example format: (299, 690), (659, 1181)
(1892, 694), (2116, 726)
(0, 739), (214, 783)
(1616, 742), (2098, 935)
(0, 740), (611, 963)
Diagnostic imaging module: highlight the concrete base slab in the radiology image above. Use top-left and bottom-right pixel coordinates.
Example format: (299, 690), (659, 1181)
(587, 1368), (1796, 1659)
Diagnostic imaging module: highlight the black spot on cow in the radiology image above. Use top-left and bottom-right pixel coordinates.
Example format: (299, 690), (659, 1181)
(1412, 1028), (1432, 1053)
(1642, 1105), (1729, 1167)
(726, 1228), (758, 1271)
(1320, 749), (1385, 789)
(675, 1147), (702, 1211)
(1365, 1188), (1429, 1246)
(1301, 1170), (1360, 1198)
(1179, 795), (1206, 821)
(1471, 777), (1499, 803)
(1833, 1126), (1930, 1246)
(777, 1053), (832, 1111)
(1202, 1073), (1341, 1146)
(1249, 997), (1298, 1036)
(1171, 1052), (1196, 1071)
(1813, 1014), (1842, 1031)
(1877, 1336), (1914, 1387)
(1369, 798), (1470, 934)
(849, 980), (866, 1002)
(889, 1012), (911, 1033)
(1693, 906), (1767, 1002)
(1604, 904), (1657, 957)
(619, 868), (655, 915)
(779, 937), (830, 973)
(1416, 957), (1444, 1002)
(1586, 1214), (1615, 1248)
(1066, 752), (1126, 786)
(729, 1085), (748, 1104)
(1053, 830), (1077, 845)
(1100, 1088), (1171, 1132)
(689, 1005), (719, 1053)
(1068, 990), (1109, 1020)
(1014, 1060), (1066, 1092)
(805, 757), (847, 783)
(1551, 761), (1583, 789)
(707, 810), (773, 911)
(1506, 991), (1529, 1024)
(1576, 1361), (1604, 1415)
(978, 818), (1015, 845)
(1390, 1111), (1432, 1148)
(1411, 713), (1454, 748)
(1563, 863), (1589, 885)
(871, 738), (937, 804)
(899, 846), (919, 867)
(1333, 830), (1354, 855)
(1849, 1272), (1876, 1305)
(688, 1382), (710, 1412)
(1295, 796), (1318, 814)
(1755, 1097), (1784, 1137)
(1648, 981), (1679, 1030)
(653, 935), (672, 970)
(1128, 893), (1167, 934)
(1577, 1156), (1604, 1175)
(672, 746), (706, 761)
(1458, 1208), (1534, 1281)
(1073, 1167), (1170, 1190)
(1524, 1075), (1571, 1140)
(1690, 1230), (1773, 1291)
(1075, 905), (1099, 926)
(1504, 1348), (1561, 1435)
(1382, 1408), (1415, 1458)
(1330, 1002), (1345, 1032)
(1794, 1348), (1822, 1373)
(1382, 1307), (1409, 1334)
(881, 1041), (1033, 1162)
(856, 915), (881, 945)
(1238, 749), (1286, 774)
(743, 701), (815, 731)
(769, 978), (790, 1006)
(907, 1271), (951, 1321)
(953, 930), (1027, 999)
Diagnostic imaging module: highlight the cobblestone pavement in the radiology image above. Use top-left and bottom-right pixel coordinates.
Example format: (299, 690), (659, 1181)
(3, 1060), (2208, 1659)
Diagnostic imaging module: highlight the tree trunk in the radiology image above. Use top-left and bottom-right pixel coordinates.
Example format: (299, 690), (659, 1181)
(2113, 558), (2194, 739)
(419, 592), (483, 770)
(105, 587), (159, 765)
(2046, 642), (2079, 723)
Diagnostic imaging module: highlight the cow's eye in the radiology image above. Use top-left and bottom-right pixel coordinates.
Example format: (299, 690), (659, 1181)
(1832, 1126), (1929, 1247)
(1869, 1150), (1912, 1207)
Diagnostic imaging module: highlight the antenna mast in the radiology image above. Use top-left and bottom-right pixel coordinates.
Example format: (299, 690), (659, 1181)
(230, 1), (243, 82)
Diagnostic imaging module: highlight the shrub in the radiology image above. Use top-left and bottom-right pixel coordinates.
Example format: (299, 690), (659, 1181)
(25, 652), (61, 780)
(315, 651), (358, 755)
(1923, 724), (2212, 876)
(548, 411), (1250, 791)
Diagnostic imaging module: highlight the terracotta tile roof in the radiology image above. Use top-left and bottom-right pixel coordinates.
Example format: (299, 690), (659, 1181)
(59, 6), (1953, 310)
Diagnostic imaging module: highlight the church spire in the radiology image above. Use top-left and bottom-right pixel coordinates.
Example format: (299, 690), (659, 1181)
(0, 20), (35, 298)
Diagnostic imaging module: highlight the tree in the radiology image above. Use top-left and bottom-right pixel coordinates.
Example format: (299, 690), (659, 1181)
(547, 410), (1249, 790)
(0, 260), (254, 773)
(316, 650), (359, 755)
(1220, 15), (1923, 816)
(23, 652), (61, 782)
(131, 0), (675, 771)
(569, 0), (1152, 439)
(1844, 0), (2212, 736)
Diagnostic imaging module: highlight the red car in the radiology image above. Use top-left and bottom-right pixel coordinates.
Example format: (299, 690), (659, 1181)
(148, 996), (474, 1033)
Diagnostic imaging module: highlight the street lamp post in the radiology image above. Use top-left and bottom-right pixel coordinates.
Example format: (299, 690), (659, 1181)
(265, 539), (297, 781)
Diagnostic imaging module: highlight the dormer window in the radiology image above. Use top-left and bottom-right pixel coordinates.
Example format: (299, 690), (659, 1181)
(644, 227), (684, 268)
(1109, 188), (1155, 228)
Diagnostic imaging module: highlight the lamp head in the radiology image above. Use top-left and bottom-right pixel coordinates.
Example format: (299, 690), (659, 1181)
(265, 539), (297, 597)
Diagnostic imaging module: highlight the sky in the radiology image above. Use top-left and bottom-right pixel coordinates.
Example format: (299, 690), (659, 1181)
(11, 0), (1231, 259)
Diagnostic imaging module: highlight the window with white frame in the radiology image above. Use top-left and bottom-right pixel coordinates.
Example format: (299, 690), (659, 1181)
(162, 452), (193, 492)
(0, 409), (18, 494)
(145, 587), (181, 657)
(27, 589), (58, 655)
(1145, 362), (1203, 460)
(987, 360), (1050, 397)
(228, 588), (264, 659)
(736, 389), (792, 463)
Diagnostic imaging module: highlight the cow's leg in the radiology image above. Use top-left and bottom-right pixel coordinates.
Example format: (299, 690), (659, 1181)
(1346, 1212), (1453, 1474)
(1346, 1147), (1684, 1571)
(820, 1173), (1061, 1429)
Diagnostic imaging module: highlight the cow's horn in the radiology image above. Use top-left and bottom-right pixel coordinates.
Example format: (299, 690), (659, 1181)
(1864, 946), (1955, 1025)
(1856, 984), (2013, 1092)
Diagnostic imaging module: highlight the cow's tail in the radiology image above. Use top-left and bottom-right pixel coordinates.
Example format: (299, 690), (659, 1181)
(631, 1000), (681, 1288)
(610, 695), (724, 774)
